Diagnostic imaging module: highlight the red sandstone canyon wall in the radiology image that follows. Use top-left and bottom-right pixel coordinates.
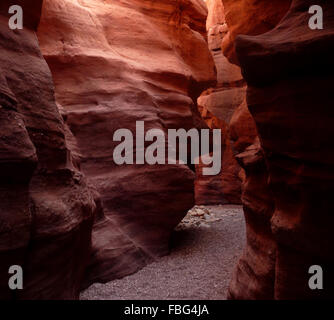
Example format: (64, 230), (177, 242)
(195, 0), (244, 205)
(0, 0), (216, 299)
(2, 0), (333, 301)
(0, 0), (96, 299)
(37, 0), (216, 287)
(229, 101), (276, 299)
(222, 0), (334, 299)
(221, 0), (291, 64)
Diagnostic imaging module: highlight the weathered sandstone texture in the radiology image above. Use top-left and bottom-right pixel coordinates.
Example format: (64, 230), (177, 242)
(0, 0), (215, 299)
(0, 0), (95, 299)
(195, 105), (226, 205)
(222, 0), (291, 63)
(196, 0), (244, 205)
(37, 0), (216, 286)
(217, 0), (291, 300)
(228, 0), (334, 299)
(228, 101), (276, 299)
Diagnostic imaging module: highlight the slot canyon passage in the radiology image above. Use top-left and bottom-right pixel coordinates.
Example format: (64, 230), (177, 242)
(0, 0), (334, 300)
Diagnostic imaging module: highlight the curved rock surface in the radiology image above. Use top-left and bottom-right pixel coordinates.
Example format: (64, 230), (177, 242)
(196, 0), (244, 205)
(0, 0), (95, 299)
(0, 0), (215, 299)
(228, 0), (334, 299)
(195, 106), (227, 205)
(37, 0), (216, 286)
(222, 0), (291, 63)
(206, 0), (291, 299)
(3, 0), (331, 301)
(228, 102), (276, 299)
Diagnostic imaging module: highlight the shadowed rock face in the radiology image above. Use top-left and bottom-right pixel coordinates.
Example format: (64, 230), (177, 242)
(226, 0), (334, 299)
(37, 0), (216, 287)
(229, 101), (276, 299)
(0, 0), (95, 299)
(215, 0), (291, 300)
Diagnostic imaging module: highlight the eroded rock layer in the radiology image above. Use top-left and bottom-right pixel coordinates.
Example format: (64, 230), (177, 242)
(196, 0), (244, 205)
(0, 0), (216, 299)
(0, 0), (95, 299)
(37, 0), (216, 286)
(227, 0), (334, 299)
(228, 102), (276, 299)
(222, 0), (291, 63)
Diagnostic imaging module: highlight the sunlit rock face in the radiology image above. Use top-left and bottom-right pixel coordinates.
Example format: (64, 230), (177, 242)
(0, 0), (95, 299)
(37, 0), (216, 286)
(227, 0), (334, 299)
(196, 0), (244, 205)
(222, 0), (291, 64)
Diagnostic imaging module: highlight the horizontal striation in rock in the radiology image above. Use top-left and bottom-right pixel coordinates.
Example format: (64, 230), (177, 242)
(37, 0), (216, 286)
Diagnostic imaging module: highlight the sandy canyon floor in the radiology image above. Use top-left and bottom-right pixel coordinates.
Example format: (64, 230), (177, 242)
(81, 205), (245, 300)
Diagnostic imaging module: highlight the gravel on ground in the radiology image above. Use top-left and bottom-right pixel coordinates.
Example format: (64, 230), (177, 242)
(81, 205), (246, 300)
